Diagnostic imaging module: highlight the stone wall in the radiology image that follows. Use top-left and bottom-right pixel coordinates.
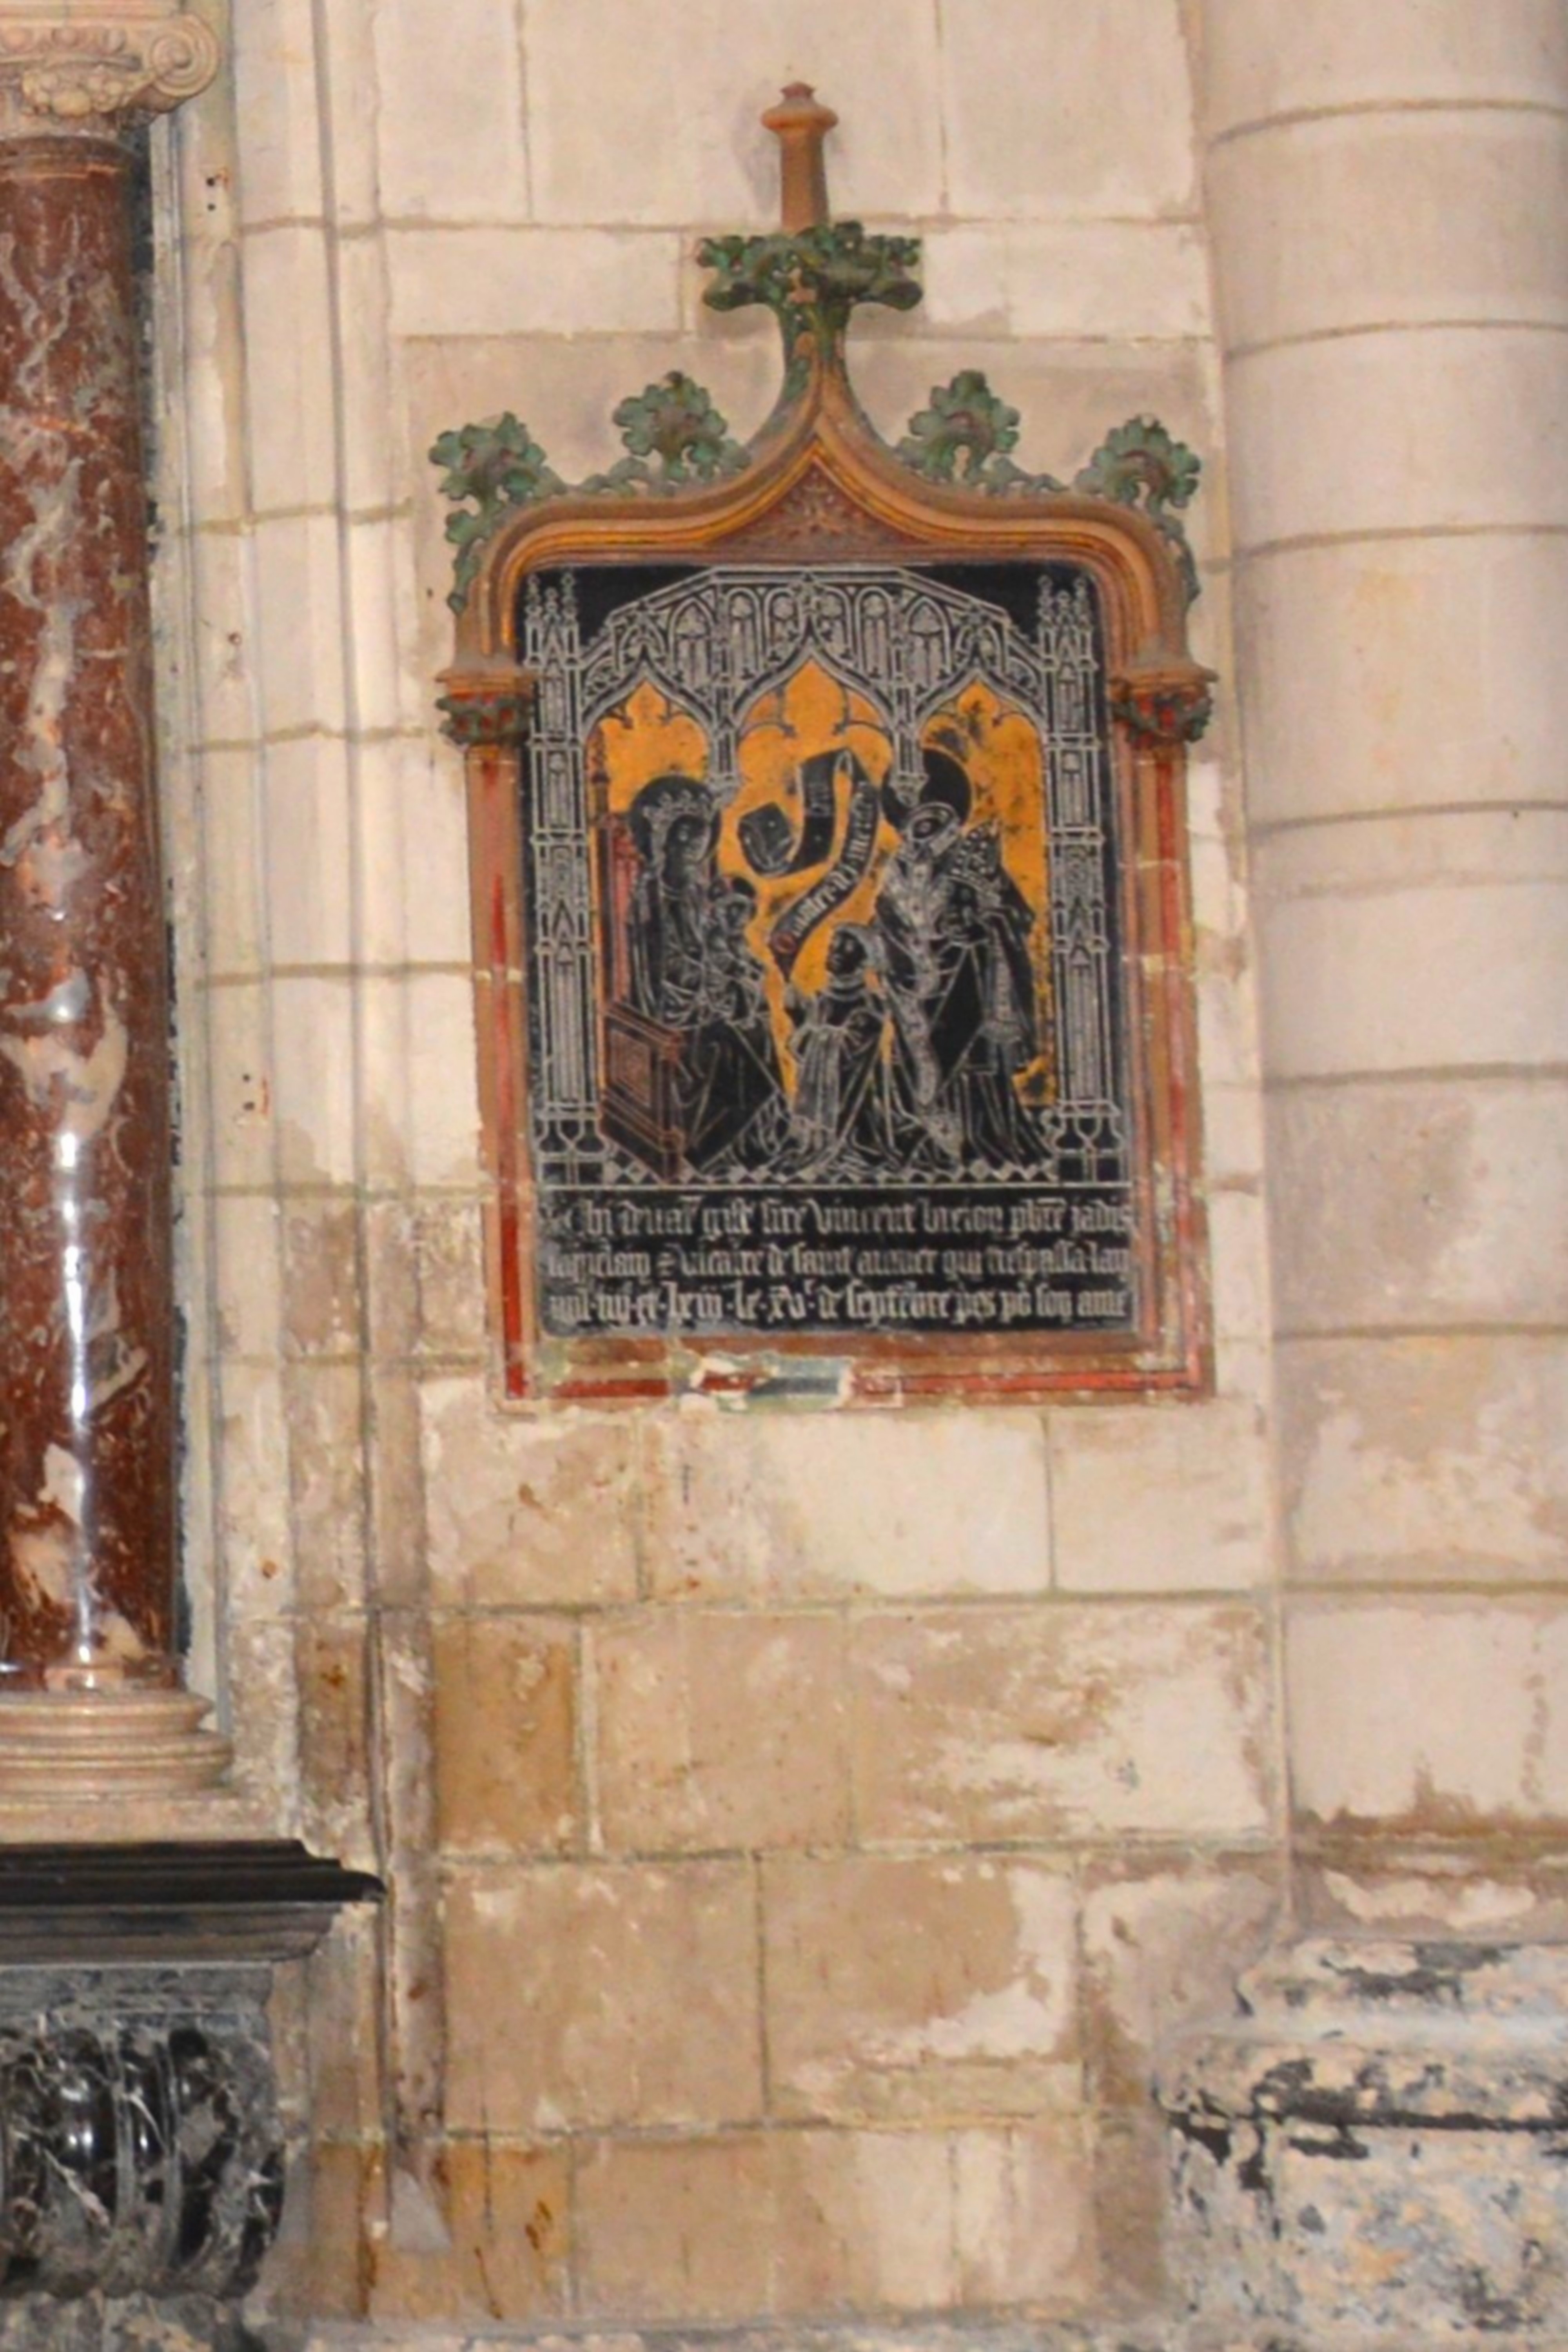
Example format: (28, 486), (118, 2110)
(132, 0), (1566, 2340)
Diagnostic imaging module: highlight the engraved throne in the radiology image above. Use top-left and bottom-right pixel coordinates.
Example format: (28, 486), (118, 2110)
(597, 817), (688, 1181)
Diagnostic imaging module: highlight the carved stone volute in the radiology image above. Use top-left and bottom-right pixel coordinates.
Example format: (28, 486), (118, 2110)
(0, 2), (218, 126)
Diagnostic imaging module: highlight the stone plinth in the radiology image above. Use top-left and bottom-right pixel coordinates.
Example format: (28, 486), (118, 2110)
(1161, 1939), (1568, 2344)
(0, 1842), (379, 2343)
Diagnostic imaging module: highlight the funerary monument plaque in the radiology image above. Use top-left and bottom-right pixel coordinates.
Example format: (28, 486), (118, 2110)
(435, 88), (1212, 1405)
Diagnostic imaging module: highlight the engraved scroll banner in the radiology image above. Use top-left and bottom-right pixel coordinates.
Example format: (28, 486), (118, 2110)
(765, 753), (880, 976)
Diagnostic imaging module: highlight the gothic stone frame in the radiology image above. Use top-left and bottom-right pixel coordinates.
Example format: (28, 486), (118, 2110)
(436, 96), (1212, 1406)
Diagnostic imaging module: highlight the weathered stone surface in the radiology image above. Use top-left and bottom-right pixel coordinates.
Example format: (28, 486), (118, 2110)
(1227, 537), (1568, 826)
(1161, 1940), (1568, 2340)
(640, 1412), (1051, 1602)
(523, 0), (944, 227)
(432, 1615), (579, 1854)
(366, 2141), (571, 2323)
(763, 1855), (1079, 2121)
(850, 1605), (1274, 1841)
(156, 5), (1568, 2347)
(1207, 113), (1568, 352)
(593, 1610), (850, 1851)
(1263, 1094), (1568, 1285)
(1080, 1860), (1282, 2105)
(573, 2135), (775, 2319)
(572, 2129), (1095, 2320)
(1287, 1598), (1568, 1832)
(1049, 1402), (1271, 1593)
(443, 1862), (762, 2131)
(291, 2325), (1568, 2352)
(296, 2324), (1183, 2352)
(1201, 0), (1568, 128)
(1278, 1334), (1568, 1587)
(941, 0), (1195, 221)
(419, 1385), (641, 1606)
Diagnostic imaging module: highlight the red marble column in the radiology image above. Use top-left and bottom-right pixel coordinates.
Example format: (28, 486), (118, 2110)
(0, 126), (180, 1694)
(0, 20), (224, 1788)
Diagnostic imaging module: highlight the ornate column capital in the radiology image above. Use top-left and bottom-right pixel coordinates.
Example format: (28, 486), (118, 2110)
(0, 0), (219, 124)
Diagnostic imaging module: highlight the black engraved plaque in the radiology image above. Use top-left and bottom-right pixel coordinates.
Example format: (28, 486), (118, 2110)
(517, 557), (1138, 1349)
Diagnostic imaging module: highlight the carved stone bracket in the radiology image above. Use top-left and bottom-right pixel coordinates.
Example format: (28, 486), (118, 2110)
(436, 663), (537, 749)
(1110, 650), (1217, 745)
(0, 2), (218, 122)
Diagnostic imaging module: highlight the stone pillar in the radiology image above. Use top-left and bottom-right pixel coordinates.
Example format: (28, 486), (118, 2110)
(1162, 6), (1568, 2339)
(0, 4), (225, 1792)
(1198, 0), (1568, 1915)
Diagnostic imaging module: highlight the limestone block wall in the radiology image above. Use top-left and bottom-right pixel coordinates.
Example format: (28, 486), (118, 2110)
(157, 0), (1282, 2328)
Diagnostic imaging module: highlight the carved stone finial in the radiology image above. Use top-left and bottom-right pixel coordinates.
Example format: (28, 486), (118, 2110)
(429, 98), (1208, 640)
(762, 82), (837, 231)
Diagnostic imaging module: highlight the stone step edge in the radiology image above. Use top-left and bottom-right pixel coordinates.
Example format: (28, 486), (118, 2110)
(287, 2325), (1568, 2352)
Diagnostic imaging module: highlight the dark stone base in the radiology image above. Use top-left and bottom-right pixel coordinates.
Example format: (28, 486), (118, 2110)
(0, 1845), (377, 2321)
(0, 2288), (268, 2349)
(0, 1842), (380, 1963)
(0, 1964), (283, 2305)
(1160, 1940), (1568, 2343)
